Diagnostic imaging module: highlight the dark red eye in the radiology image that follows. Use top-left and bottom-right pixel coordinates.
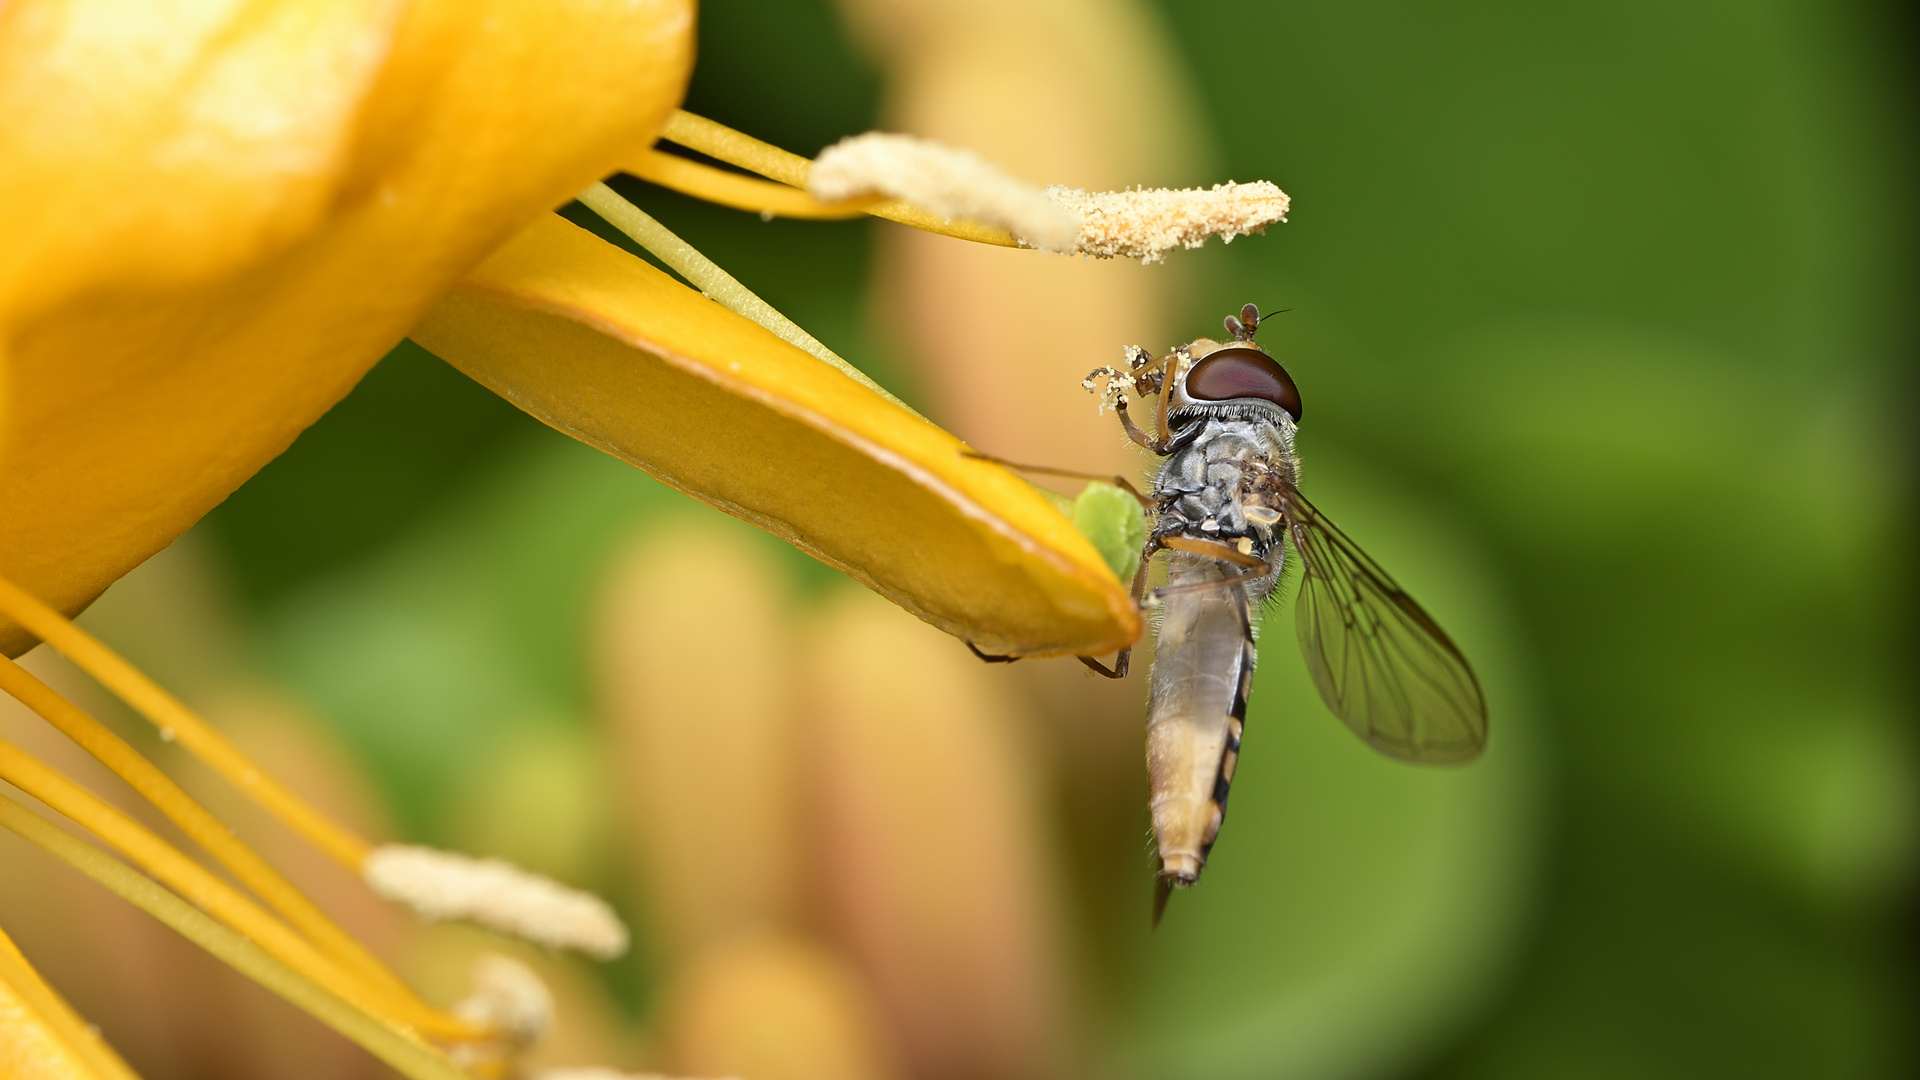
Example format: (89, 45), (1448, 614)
(1185, 347), (1302, 420)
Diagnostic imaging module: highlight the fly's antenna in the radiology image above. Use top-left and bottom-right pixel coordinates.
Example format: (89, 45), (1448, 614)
(1227, 303), (1293, 342)
(1225, 302), (1269, 341)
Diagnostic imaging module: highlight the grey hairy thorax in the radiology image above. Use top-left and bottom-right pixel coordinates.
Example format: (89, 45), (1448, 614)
(1155, 409), (1298, 564)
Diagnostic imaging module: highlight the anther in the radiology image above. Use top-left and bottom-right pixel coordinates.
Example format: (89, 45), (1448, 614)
(363, 844), (630, 959)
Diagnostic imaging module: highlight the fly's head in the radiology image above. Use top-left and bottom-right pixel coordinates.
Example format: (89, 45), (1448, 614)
(1166, 303), (1303, 431)
(1152, 304), (1305, 554)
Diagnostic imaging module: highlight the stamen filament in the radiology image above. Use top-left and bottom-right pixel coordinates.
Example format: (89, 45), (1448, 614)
(575, 182), (927, 421)
(0, 733), (475, 1041)
(0, 575), (370, 870)
(658, 110), (811, 187)
(0, 653), (471, 1038)
(652, 111), (1291, 263)
(626, 150), (872, 220)
(654, 110), (1020, 247)
(0, 921), (141, 1080)
(0, 793), (472, 1080)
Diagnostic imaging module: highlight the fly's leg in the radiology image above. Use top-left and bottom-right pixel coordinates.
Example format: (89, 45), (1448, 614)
(1152, 562), (1269, 601)
(1089, 347), (1178, 455)
(1160, 535), (1267, 568)
(1128, 345), (1182, 451)
(1114, 397), (1170, 455)
(1079, 535), (1162, 678)
(965, 642), (1020, 664)
(1151, 535), (1272, 601)
(1154, 352), (1182, 448)
(958, 449), (1152, 507)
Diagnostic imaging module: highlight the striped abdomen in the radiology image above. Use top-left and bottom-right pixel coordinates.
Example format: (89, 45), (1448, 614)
(1145, 551), (1270, 885)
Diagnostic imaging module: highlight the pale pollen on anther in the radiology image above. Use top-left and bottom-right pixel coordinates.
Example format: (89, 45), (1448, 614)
(362, 844), (630, 959)
(809, 131), (1289, 262)
(811, 131), (1081, 252)
(454, 954), (555, 1047)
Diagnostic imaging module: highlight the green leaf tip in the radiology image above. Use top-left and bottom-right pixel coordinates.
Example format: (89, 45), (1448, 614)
(1072, 482), (1146, 584)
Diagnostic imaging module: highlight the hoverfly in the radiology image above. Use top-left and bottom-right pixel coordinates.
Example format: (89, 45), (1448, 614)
(1073, 304), (1489, 920)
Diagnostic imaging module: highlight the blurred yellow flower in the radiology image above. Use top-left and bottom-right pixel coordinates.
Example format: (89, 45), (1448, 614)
(0, 0), (1150, 665)
(0, 0), (697, 658)
(0, 1), (698, 1075)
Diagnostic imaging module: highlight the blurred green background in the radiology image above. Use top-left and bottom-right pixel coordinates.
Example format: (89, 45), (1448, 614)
(189, 0), (1914, 1077)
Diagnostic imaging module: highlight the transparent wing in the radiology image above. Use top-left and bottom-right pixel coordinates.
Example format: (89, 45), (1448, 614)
(1279, 485), (1488, 763)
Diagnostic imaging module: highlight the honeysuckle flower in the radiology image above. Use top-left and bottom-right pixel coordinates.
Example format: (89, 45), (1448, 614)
(0, 0), (694, 659)
(0, 2), (689, 1075)
(0, 0), (1291, 1076)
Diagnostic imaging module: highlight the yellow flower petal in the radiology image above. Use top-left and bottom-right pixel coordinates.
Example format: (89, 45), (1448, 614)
(0, 0), (695, 653)
(412, 213), (1140, 657)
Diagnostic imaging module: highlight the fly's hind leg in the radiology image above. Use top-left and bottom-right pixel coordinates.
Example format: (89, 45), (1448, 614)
(1079, 535), (1161, 678)
(958, 449), (1152, 507)
(965, 642), (1021, 665)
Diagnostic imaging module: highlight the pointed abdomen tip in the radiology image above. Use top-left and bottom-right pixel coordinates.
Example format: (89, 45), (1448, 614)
(1159, 853), (1201, 884)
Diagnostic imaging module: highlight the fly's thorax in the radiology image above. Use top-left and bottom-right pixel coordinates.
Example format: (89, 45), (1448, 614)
(1153, 416), (1297, 555)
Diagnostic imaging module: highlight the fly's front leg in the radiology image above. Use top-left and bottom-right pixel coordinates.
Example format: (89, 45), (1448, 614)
(1079, 535), (1161, 678)
(1114, 397), (1169, 456)
(1154, 349), (1189, 449)
(1089, 348), (1176, 455)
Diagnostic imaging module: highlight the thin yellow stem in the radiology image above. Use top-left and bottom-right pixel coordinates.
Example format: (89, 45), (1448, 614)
(0, 793), (473, 1080)
(655, 110), (1020, 247)
(575, 182), (927, 422)
(0, 732), (335, 981)
(577, 181), (835, 361)
(0, 651), (475, 1040)
(0, 733), (475, 1042)
(0, 577), (365, 863)
(658, 109), (811, 185)
(627, 149), (873, 219)
(0, 921), (142, 1080)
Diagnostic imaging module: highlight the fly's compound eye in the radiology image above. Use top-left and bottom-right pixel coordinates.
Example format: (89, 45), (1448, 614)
(1184, 347), (1302, 420)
